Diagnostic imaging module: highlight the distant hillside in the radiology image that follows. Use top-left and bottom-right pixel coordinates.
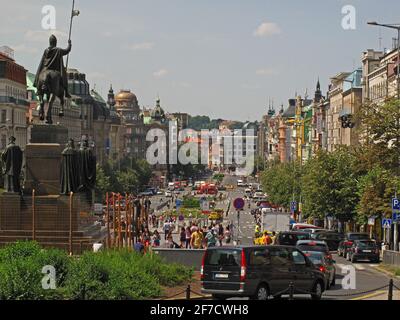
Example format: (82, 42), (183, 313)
(188, 115), (245, 131)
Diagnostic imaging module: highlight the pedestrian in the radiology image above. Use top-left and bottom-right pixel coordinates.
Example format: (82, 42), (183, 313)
(270, 231), (277, 245)
(185, 226), (192, 249)
(224, 225), (231, 244)
(262, 231), (272, 245)
(218, 224), (224, 246)
(152, 230), (161, 247)
(179, 227), (186, 248)
(190, 227), (204, 249)
(163, 219), (171, 241)
(205, 226), (217, 248)
(134, 236), (145, 254)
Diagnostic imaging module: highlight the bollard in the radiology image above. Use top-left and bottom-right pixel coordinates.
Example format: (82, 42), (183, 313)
(388, 279), (393, 301)
(289, 282), (294, 300)
(186, 285), (191, 300)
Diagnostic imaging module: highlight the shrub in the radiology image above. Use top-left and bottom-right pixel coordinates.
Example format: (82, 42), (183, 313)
(0, 242), (193, 300)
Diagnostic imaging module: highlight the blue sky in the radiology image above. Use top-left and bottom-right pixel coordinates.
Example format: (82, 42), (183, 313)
(2, 0), (400, 120)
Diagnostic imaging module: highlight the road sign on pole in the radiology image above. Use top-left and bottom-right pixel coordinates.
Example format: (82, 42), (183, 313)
(393, 212), (400, 222)
(233, 198), (245, 210)
(290, 201), (297, 213)
(392, 198), (400, 211)
(382, 219), (392, 229)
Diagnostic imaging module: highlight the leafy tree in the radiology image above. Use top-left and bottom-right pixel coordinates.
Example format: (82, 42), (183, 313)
(356, 166), (400, 225)
(116, 169), (139, 194)
(95, 164), (112, 201)
(355, 98), (400, 173)
(261, 161), (302, 208)
(301, 149), (359, 221)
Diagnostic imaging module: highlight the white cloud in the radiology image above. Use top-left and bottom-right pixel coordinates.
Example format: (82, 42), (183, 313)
(153, 68), (168, 79)
(129, 42), (155, 51)
(253, 22), (281, 37)
(256, 68), (278, 76)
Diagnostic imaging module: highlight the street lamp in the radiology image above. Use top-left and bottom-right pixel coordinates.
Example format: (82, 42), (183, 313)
(367, 21), (400, 98)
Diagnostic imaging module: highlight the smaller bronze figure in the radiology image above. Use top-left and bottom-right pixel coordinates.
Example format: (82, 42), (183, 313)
(1, 136), (23, 193)
(60, 138), (79, 195)
(77, 138), (96, 192)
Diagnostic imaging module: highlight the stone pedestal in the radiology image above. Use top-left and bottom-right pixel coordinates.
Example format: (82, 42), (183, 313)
(24, 143), (63, 196)
(30, 124), (68, 144)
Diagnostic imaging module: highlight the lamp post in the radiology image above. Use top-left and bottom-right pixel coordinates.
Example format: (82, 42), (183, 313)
(368, 22), (400, 251)
(367, 21), (400, 99)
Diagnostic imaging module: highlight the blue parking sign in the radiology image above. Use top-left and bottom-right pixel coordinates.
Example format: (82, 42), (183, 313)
(290, 202), (297, 212)
(393, 212), (400, 222)
(392, 198), (400, 211)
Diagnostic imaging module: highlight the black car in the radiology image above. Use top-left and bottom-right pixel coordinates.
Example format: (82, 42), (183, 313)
(313, 232), (344, 251)
(338, 233), (370, 257)
(201, 245), (326, 300)
(303, 251), (336, 290)
(347, 240), (380, 263)
(276, 232), (311, 246)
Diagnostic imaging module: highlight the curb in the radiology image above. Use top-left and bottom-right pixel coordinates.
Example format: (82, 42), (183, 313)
(350, 290), (387, 300)
(372, 265), (400, 279)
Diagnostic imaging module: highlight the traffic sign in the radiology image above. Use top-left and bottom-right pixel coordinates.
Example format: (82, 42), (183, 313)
(233, 197), (245, 210)
(290, 201), (297, 212)
(393, 212), (400, 222)
(382, 219), (392, 229)
(392, 198), (400, 211)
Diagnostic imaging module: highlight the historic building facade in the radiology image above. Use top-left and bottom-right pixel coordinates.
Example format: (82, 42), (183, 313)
(0, 49), (28, 150)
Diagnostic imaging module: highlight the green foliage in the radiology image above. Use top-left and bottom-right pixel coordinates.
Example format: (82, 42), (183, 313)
(116, 168), (139, 194)
(182, 196), (200, 208)
(301, 149), (359, 220)
(261, 161), (302, 208)
(0, 241), (67, 300)
(213, 173), (225, 182)
(0, 242), (193, 300)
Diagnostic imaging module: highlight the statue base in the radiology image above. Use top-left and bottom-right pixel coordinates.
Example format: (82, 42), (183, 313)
(30, 124), (68, 144)
(24, 143), (63, 196)
(0, 193), (106, 254)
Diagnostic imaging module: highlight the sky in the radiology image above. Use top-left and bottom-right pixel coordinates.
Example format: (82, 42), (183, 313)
(1, 0), (400, 121)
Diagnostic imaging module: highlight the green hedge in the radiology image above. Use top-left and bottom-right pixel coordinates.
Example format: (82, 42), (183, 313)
(0, 241), (193, 300)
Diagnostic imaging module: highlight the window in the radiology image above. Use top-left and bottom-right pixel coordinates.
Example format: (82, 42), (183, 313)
(291, 250), (306, 265)
(269, 248), (290, 265)
(1, 110), (6, 123)
(249, 249), (270, 266)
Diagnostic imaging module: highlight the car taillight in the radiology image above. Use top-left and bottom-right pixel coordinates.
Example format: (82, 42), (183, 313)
(345, 241), (353, 246)
(240, 250), (247, 281)
(200, 252), (206, 281)
(319, 265), (327, 273)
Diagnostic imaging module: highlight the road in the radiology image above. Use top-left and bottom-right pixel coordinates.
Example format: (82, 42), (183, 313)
(222, 174), (400, 300)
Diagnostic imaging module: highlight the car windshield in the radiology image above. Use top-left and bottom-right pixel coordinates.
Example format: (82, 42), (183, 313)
(348, 234), (369, 240)
(297, 244), (328, 252)
(204, 249), (241, 266)
(303, 252), (324, 265)
(357, 241), (376, 248)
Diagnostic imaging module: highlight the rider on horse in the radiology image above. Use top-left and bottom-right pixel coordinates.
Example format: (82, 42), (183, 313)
(33, 35), (71, 124)
(34, 35), (71, 99)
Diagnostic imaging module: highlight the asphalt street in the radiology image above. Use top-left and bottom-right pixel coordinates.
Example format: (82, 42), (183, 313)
(222, 174), (400, 300)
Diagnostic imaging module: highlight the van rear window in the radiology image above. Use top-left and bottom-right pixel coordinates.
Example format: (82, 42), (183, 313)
(205, 249), (241, 266)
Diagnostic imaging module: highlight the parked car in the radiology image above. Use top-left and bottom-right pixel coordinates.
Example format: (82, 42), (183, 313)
(201, 245), (326, 300)
(347, 240), (380, 263)
(303, 251), (336, 289)
(296, 240), (330, 255)
(338, 233), (370, 257)
(276, 232), (311, 246)
(312, 232), (344, 251)
(138, 191), (153, 197)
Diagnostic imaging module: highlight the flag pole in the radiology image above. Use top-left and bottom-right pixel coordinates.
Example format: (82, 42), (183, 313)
(66, 0), (76, 69)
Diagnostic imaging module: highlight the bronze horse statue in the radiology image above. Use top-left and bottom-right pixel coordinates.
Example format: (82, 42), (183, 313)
(34, 35), (72, 124)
